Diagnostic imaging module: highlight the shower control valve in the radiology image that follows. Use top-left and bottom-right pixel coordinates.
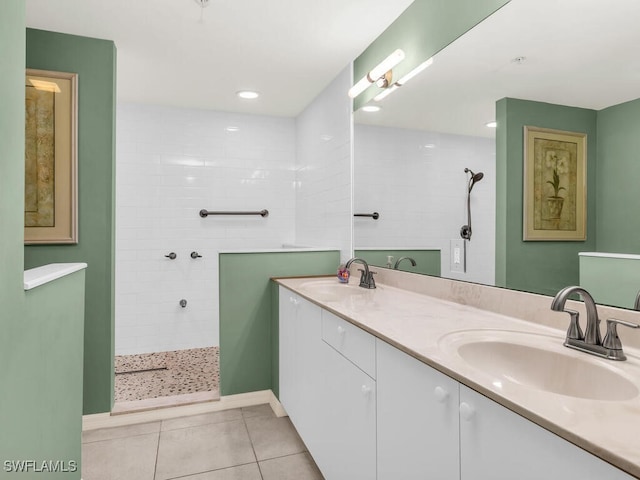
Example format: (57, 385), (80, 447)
(165, 252), (177, 260)
(190, 251), (203, 259)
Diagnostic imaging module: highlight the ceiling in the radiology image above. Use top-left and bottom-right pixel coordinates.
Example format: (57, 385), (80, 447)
(25, 0), (414, 116)
(356, 0), (640, 138)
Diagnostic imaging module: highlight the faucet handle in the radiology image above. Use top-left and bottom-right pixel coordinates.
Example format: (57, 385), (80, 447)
(564, 309), (584, 341)
(603, 318), (640, 351)
(357, 268), (377, 289)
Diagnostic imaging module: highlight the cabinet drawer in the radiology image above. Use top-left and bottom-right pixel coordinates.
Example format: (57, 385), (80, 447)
(321, 310), (376, 378)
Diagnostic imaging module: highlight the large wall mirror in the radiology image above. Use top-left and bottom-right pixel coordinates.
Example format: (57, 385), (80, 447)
(353, 0), (640, 309)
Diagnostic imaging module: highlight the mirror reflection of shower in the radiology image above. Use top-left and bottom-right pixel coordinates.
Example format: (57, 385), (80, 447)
(460, 168), (484, 240)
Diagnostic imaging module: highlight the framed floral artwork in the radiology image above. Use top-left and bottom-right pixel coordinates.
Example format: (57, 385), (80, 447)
(24, 69), (78, 244)
(523, 126), (586, 241)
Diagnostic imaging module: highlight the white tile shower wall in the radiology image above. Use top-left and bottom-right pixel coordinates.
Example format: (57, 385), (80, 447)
(295, 66), (353, 263)
(354, 125), (495, 285)
(116, 104), (296, 355)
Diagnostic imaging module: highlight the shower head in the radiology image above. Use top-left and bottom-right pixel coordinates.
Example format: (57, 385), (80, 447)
(464, 168), (484, 192)
(461, 168), (485, 241)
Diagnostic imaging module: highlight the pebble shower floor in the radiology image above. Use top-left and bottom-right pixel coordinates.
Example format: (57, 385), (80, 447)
(114, 347), (219, 402)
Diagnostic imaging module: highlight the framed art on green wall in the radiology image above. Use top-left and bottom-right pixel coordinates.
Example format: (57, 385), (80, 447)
(24, 69), (78, 244)
(523, 126), (586, 241)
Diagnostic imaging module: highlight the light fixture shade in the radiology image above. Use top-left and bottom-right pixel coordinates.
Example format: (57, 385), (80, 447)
(348, 76), (373, 99)
(348, 49), (405, 98)
(368, 49), (405, 81)
(373, 84), (399, 102)
(396, 57), (433, 86)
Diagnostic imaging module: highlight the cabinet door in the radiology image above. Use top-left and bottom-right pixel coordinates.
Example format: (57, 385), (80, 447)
(377, 340), (460, 480)
(459, 385), (635, 480)
(311, 341), (377, 480)
(278, 288), (298, 416)
(278, 288), (323, 441)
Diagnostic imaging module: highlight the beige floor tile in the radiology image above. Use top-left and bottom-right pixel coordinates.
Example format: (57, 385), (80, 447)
(161, 409), (243, 431)
(155, 420), (255, 480)
(259, 452), (324, 480)
(241, 403), (275, 419)
(81, 432), (159, 480)
(244, 415), (306, 461)
(82, 421), (161, 443)
(170, 463), (262, 480)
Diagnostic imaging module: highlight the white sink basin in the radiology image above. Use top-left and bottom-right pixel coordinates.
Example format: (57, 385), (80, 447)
(439, 329), (639, 401)
(297, 279), (371, 303)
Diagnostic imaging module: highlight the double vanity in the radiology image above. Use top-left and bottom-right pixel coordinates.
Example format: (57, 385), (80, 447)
(275, 268), (640, 479)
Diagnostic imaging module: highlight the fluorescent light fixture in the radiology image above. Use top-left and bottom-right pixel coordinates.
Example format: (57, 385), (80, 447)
(396, 57), (433, 86)
(236, 90), (259, 99)
(361, 105), (381, 113)
(348, 49), (405, 98)
(373, 84), (399, 102)
(28, 79), (61, 93)
(373, 57), (434, 102)
(486, 121), (497, 128)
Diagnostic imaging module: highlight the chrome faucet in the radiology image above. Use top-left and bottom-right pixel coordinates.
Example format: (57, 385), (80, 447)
(551, 286), (639, 361)
(345, 257), (376, 289)
(394, 256), (416, 270)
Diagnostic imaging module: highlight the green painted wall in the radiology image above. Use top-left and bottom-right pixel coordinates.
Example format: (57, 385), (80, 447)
(0, 1), (26, 308)
(2, 272), (86, 479)
(354, 249), (441, 276)
(353, 0), (510, 109)
(219, 251), (339, 396)
(495, 98), (597, 296)
(1, 3), (85, 477)
(25, 29), (117, 415)
(595, 97), (640, 253)
(580, 255), (640, 309)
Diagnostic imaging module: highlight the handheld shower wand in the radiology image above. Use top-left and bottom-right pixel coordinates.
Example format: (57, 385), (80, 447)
(460, 168), (484, 240)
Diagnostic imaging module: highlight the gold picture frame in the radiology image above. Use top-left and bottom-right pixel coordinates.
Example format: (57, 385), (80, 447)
(523, 126), (586, 241)
(24, 69), (78, 244)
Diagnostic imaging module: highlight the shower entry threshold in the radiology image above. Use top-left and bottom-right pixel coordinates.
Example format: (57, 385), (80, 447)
(112, 390), (220, 415)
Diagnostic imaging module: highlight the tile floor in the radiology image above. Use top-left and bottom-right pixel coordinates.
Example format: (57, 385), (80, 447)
(82, 404), (324, 480)
(114, 347), (219, 402)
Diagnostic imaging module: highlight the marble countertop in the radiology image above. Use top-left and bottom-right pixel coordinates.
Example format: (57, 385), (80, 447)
(276, 276), (640, 478)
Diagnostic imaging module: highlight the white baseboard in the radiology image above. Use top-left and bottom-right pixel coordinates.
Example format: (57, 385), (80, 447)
(82, 390), (287, 431)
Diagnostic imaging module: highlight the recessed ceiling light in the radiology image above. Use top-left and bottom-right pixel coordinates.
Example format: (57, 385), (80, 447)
(225, 126), (240, 132)
(361, 105), (381, 113)
(237, 90), (259, 100)
(486, 121), (497, 128)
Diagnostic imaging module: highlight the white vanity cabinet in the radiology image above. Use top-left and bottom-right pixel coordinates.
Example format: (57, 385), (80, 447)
(278, 289), (324, 445)
(278, 284), (636, 480)
(279, 288), (377, 480)
(314, 311), (377, 480)
(459, 385), (635, 480)
(376, 340), (460, 480)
